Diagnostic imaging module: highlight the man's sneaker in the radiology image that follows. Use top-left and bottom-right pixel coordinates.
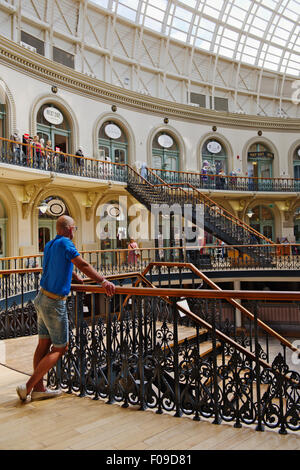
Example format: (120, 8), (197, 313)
(16, 384), (29, 402)
(31, 388), (62, 401)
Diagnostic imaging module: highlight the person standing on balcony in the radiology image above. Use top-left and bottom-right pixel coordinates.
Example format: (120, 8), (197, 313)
(16, 215), (115, 402)
(75, 146), (84, 176)
(10, 129), (22, 164)
(128, 237), (140, 266)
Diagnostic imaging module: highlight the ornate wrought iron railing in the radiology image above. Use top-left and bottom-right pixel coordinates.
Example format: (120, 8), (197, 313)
(148, 167), (300, 193)
(2, 135), (300, 192)
(49, 283), (300, 434)
(1, 266), (299, 433)
(0, 137), (127, 182)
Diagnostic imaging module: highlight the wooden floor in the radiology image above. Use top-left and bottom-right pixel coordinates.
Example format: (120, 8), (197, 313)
(1, 335), (300, 451)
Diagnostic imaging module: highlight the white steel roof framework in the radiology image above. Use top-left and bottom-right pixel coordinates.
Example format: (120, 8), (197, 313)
(91, 0), (300, 77)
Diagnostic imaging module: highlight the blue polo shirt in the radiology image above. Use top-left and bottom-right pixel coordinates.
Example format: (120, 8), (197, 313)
(40, 235), (80, 296)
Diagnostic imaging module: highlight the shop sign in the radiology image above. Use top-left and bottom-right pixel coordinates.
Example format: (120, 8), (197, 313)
(43, 107), (63, 125)
(105, 124), (121, 139)
(248, 151), (274, 158)
(158, 134), (173, 148)
(207, 141), (222, 154)
(47, 199), (66, 217)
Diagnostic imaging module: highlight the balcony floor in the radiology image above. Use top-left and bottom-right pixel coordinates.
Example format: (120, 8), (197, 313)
(0, 336), (300, 451)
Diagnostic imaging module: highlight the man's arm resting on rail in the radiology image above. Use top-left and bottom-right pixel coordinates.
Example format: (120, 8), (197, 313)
(72, 255), (115, 296)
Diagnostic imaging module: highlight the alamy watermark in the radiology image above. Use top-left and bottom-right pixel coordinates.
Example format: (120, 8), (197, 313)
(95, 195), (205, 244)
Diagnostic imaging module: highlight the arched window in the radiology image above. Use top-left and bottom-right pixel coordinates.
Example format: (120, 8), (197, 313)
(152, 132), (179, 174)
(201, 139), (227, 174)
(249, 205), (274, 241)
(38, 196), (70, 252)
(293, 146), (300, 188)
(37, 103), (71, 154)
(98, 122), (128, 163)
(247, 142), (274, 184)
(0, 199), (7, 257)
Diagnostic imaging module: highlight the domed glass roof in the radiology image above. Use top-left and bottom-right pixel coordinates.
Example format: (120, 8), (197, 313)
(90, 0), (300, 76)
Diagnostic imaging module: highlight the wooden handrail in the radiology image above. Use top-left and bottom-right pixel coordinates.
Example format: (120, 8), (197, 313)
(0, 136), (126, 167)
(149, 166), (300, 183)
(139, 261), (299, 353)
(71, 283), (300, 367)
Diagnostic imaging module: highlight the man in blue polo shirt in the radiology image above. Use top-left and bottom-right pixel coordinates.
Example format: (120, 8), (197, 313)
(16, 215), (115, 402)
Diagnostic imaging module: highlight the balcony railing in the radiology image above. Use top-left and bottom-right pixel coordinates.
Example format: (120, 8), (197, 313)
(0, 137), (127, 182)
(1, 243), (300, 277)
(2, 136), (300, 192)
(1, 264), (299, 434)
(148, 167), (300, 192)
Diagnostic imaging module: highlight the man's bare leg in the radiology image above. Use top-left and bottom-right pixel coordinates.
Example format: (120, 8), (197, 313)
(26, 340), (67, 395)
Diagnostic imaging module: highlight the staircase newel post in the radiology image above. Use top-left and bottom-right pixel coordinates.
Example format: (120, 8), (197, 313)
(172, 298), (182, 418)
(211, 300), (221, 425)
(254, 301), (264, 432)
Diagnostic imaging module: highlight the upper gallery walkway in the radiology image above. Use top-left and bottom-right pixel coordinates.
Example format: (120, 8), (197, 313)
(1, 136), (300, 194)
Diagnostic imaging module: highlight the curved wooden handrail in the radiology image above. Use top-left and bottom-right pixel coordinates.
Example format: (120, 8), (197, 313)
(71, 282), (300, 368)
(0, 136), (127, 168)
(140, 261), (299, 354)
(149, 166), (300, 183)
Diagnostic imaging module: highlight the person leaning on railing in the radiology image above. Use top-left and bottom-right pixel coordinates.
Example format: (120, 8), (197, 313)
(16, 214), (115, 403)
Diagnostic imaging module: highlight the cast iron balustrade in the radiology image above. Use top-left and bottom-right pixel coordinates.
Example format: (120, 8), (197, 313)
(149, 167), (300, 193)
(0, 265), (299, 434)
(49, 282), (300, 434)
(0, 137), (127, 182)
(1, 136), (300, 192)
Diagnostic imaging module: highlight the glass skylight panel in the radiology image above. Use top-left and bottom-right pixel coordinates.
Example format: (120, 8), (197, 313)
(171, 17), (190, 33)
(121, 0), (139, 9)
(178, 0), (197, 7)
(144, 16), (162, 32)
(174, 6), (193, 22)
(170, 29), (188, 41)
(199, 17), (216, 32)
(218, 46), (234, 58)
(197, 28), (214, 41)
(87, 0), (300, 77)
(233, 0), (252, 10)
(117, 4), (137, 22)
(145, 4), (165, 22)
(147, 0), (168, 9)
(90, 0), (109, 8)
(202, 4), (221, 17)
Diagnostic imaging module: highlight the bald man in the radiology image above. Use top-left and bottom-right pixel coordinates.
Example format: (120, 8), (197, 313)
(16, 215), (115, 402)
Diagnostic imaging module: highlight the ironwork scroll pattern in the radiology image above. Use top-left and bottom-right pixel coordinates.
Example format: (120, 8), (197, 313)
(45, 294), (299, 434)
(0, 300), (37, 339)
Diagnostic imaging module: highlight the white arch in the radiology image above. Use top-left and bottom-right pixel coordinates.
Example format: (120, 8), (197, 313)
(147, 125), (186, 171)
(29, 94), (80, 153)
(242, 136), (280, 178)
(92, 112), (136, 165)
(197, 132), (234, 173)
